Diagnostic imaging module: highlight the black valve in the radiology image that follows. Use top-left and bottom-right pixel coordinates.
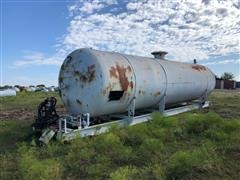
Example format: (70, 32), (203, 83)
(32, 97), (59, 132)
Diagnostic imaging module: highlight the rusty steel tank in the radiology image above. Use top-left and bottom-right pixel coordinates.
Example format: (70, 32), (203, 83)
(59, 48), (215, 117)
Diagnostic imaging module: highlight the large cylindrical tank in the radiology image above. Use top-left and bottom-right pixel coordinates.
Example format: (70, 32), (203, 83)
(59, 48), (215, 117)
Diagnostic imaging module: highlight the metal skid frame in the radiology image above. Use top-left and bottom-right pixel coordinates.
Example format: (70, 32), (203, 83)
(47, 99), (210, 143)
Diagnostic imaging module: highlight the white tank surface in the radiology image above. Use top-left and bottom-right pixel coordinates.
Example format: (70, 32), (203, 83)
(0, 89), (17, 97)
(59, 48), (215, 117)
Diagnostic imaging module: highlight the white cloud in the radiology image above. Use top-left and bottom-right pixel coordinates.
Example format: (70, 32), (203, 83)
(14, 0), (240, 67)
(235, 74), (240, 81)
(5, 75), (58, 86)
(202, 59), (240, 66)
(79, 0), (104, 14)
(13, 51), (62, 67)
(105, 0), (117, 5)
(60, 0), (240, 62)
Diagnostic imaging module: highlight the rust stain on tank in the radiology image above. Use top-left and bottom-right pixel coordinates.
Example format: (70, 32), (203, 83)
(102, 83), (114, 96)
(109, 66), (118, 78)
(191, 65), (206, 71)
(129, 81), (134, 89)
(109, 64), (133, 91)
(74, 64), (95, 83)
(154, 92), (161, 97)
(102, 89), (106, 96)
(127, 65), (132, 72)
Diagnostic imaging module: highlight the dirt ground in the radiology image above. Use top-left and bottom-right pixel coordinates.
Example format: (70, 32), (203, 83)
(0, 107), (66, 121)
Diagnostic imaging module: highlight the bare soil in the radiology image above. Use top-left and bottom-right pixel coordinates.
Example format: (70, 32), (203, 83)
(0, 107), (66, 121)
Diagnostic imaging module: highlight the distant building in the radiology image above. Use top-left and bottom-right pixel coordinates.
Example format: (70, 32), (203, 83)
(236, 81), (240, 89)
(215, 78), (236, 89)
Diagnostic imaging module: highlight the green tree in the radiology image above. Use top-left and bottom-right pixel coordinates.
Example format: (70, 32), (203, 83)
(221, 72), (234, 80)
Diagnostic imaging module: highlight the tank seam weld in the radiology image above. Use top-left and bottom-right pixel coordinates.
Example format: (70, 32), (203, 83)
(117, 53), (137, 100)
(155, 60), (168, 98)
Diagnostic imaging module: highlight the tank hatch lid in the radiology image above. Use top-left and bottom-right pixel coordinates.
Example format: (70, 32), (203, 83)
(151, 51), (168, 59)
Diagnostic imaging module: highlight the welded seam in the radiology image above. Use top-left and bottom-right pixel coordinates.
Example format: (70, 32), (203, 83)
(118, 53), (137, 100)
(155, 60), (168, 99)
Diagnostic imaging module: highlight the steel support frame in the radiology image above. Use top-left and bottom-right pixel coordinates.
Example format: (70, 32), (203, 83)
(55, 101), (209, 142)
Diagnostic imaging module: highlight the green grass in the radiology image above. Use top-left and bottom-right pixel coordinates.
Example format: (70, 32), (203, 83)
(0, 120), (33, 153)
(0, 91), (62, 111)
(0, 90), (240, 179)
(209, 90), (240, 119)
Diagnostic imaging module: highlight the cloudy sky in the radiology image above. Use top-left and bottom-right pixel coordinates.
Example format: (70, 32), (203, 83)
(2, 0), (240, 86)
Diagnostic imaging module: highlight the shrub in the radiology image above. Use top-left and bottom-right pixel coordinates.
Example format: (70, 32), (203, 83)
(63, 139), (96, 178)
(85, 155), (112, 179)
(63, 133), (133, 178)
(205, 129), (229, 142)
(93, 133), (133, 164)
(137, 163), (165, 180)
(110, 164), (166, 180)
(222, 120), (240, 134)
(151, 112), (179, 128)
(0, 153), (19, 179)
(18, 144), (62, 180)
(183, 113), (221, 136)
(134, 138), (164, 165)
(166, 141), (220, 179)
(3, 111), (238, 179)
(120, 123), (151, 147)
(110, 166), (138, 180)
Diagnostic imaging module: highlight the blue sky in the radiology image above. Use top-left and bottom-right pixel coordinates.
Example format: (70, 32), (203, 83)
(1, 0), (240, 86)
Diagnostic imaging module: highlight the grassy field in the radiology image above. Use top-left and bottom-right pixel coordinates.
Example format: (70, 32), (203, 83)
(208, 89), (240, 119)
(0, 90), (239, 179)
